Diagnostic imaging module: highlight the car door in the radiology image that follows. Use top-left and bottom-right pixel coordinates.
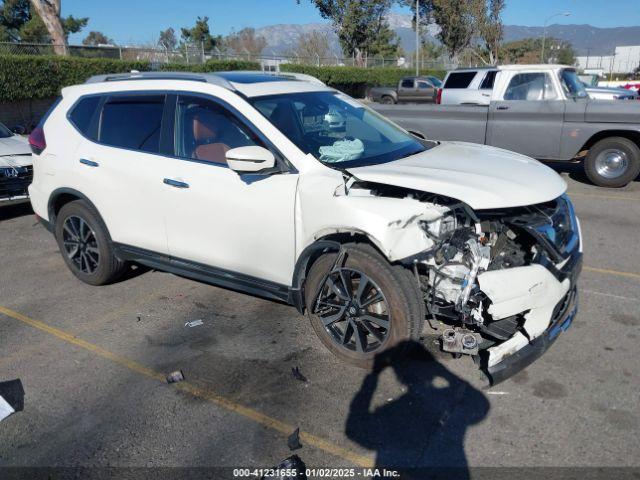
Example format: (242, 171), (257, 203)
(397, 79), (417, 102)
(416, 80), (436, 102)
(71, 93), (172, 254)
(162, 94), (298, 286)
(486, 71), (564, 159)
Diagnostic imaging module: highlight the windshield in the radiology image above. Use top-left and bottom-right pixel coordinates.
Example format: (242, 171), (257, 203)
(0, 122), (13, 138)
(250, 91), (427, 168)
(427, 76), (442, 88)
(560, 69), (588, 99)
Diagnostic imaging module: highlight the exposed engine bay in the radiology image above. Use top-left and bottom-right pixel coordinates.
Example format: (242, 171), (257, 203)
(342, 180), (582, 377)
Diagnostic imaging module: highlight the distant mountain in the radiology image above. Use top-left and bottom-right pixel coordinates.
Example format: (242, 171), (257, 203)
(254, 15), (640, 57)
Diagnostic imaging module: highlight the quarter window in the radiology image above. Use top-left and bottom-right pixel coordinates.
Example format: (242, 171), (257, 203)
(504, 73), (557, 101)
(99, 95), (165, 153)
(443, 71), (476, 89)
(175, 95), (261, 165)
(69, 96), (101, 139)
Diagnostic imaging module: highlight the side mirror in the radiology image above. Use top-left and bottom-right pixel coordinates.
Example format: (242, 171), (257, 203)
(226, 146), (276, 173)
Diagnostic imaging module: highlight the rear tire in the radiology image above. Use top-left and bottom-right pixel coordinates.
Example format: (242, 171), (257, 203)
(54, 200), (127, 286)
(380, 95), (396, 105)
(585, 137), (640, 188)
(305, 243), (425, 368)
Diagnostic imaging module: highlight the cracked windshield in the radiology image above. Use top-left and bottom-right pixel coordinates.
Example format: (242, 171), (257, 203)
(251, 91), (426, 168)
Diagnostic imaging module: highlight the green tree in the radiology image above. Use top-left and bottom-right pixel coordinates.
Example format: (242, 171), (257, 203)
(0, 0), (86, 51)
(500, 37), (576, 65)
(158, 27), (177, 51)
(402, 0), (476, 62)
(302, 0), (399, 65)
(470, 0), (505, 64)
(82, 30), (112, 46)
(180, 16), (221, 51)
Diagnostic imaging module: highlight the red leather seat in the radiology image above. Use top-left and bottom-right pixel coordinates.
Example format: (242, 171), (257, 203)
(191, 110), (230, 165)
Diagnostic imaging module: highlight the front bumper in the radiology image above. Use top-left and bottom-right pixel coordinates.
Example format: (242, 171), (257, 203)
(484, 284), (578, 386)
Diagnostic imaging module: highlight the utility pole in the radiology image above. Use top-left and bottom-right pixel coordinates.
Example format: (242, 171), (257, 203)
(541, 12), (570, 63)
(415, 0), (420, 76)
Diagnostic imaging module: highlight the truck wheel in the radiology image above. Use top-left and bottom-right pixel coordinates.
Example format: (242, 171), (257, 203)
(380, 95), (396, 105)
(305, 243), (425, 368)
(585, 137), (640, 188)
(54, 200), (127, 286)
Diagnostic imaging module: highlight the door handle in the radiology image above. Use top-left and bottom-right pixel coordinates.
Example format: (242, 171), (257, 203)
(163, 178), (190, 189)
(79, 159), (99, 167)
(496, 105), (510, 111)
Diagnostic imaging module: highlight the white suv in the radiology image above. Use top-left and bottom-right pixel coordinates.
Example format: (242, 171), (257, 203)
(439, 67), (498, 105)
(28, 71), (582, 384)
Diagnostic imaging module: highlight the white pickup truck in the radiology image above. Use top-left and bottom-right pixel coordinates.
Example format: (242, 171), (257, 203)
(374, 64), (640, 187)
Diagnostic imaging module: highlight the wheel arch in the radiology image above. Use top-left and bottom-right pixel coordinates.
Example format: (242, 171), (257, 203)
(48, 188), (102, 228)
(289, 231), (389, 314)
(579, 129), (640, 155)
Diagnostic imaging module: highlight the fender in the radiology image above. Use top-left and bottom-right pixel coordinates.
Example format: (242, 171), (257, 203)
(289, 239), (342, 314)
(47, 187), (102, 225)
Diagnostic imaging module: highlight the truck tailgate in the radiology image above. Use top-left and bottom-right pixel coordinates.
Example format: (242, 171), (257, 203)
(371, 104), (489, 144)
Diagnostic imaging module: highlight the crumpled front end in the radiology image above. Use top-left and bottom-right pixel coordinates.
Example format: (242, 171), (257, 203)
(350, 181), (582, 385)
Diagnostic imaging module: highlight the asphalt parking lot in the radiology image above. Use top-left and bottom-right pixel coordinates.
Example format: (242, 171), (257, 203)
(0, 169), (639, 478)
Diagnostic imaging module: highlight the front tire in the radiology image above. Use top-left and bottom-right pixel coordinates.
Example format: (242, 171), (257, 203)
(305, 244), (425, 368)
(54, 200), (127, 285)
(585, 137), (640, 187)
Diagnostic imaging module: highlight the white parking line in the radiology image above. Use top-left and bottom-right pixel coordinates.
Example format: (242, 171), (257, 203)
(579, 289), (639, 303)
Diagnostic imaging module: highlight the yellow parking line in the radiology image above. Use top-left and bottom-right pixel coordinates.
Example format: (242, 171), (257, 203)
(583, 266), (640, 281)
(0, 305), (374, 468)
(568, 192), (640, 202)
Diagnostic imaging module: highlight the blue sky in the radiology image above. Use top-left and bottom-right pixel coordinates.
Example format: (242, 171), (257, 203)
(63, 0), (640, 45)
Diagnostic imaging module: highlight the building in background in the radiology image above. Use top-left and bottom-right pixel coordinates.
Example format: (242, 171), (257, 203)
(576, 45), (640, 75)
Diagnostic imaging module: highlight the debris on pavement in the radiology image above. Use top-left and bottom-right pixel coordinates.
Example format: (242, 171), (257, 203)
(291, 366), (307, 383)
(263, 455), (307, 479)
(184, 319), (204, 328)
(166, 370), (185, 384)
(287, 427), (302, 451)
(0, 379), (25, 422)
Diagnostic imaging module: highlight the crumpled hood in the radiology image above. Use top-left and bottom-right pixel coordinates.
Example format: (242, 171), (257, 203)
(347, 142), (567, 210)
(0, 136), (31, 167)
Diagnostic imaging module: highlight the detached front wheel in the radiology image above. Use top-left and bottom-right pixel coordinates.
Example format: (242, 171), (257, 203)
(585, 137), (640, 188)
(305, 244), (424, 368)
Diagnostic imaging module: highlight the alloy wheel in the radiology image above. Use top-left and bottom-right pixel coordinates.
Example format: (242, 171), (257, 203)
(62, 215), (100, 274)
(313, 267), (391, 353)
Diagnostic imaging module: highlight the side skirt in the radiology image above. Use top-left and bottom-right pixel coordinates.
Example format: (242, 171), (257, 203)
(114, 244), (293, 305)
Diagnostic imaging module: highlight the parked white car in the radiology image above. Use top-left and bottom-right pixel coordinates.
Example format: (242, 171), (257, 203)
(28, 71), (582, 384)
(0, 121), (33, 203)
(438, 67), (498, 105)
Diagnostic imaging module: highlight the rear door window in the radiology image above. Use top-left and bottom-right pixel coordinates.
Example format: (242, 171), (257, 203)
(99, 95), (165, 153)
(401, 79), (414, 88)
(443, 72), (477, 89)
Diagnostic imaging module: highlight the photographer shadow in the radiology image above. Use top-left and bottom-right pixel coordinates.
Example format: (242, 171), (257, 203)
(345, 341), (489, 479)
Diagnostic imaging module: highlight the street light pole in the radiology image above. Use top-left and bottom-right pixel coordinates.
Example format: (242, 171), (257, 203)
(415, 0), (420, 76)
(541, 12), (571, 63)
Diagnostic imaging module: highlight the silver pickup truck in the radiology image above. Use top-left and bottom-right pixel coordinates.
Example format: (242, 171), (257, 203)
(372, 65), (640, 187)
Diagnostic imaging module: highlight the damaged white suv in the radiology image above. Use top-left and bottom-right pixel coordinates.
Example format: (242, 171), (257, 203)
(29, 71), (582, 384)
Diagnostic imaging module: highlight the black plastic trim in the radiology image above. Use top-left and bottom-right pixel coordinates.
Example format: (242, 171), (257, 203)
(114, 243), (292, 305)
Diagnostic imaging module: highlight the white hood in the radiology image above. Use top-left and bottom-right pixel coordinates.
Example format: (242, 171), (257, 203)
(347, 142), (567, 210)
(0, 135), (32, 167)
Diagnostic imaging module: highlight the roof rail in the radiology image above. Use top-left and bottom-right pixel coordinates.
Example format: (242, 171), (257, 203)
(271, 71), (325, 85)
(84, 71), (235, 90)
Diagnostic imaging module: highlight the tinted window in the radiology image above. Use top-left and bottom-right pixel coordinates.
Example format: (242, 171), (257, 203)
(417, 81), (431, 89)
(480, 70), (497, 90)
(176, 95), (261, 165)
(99, 95), (164, 153)
(504, 73), (557, 101)
(69, 96), (101, 139)
(0, 122), (12, 139)
(443, 71), (477, 89)
(401, 79), (414, 88)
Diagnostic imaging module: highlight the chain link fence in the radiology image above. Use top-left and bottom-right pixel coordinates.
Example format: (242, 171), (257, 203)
(0, 41), (464, 71)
